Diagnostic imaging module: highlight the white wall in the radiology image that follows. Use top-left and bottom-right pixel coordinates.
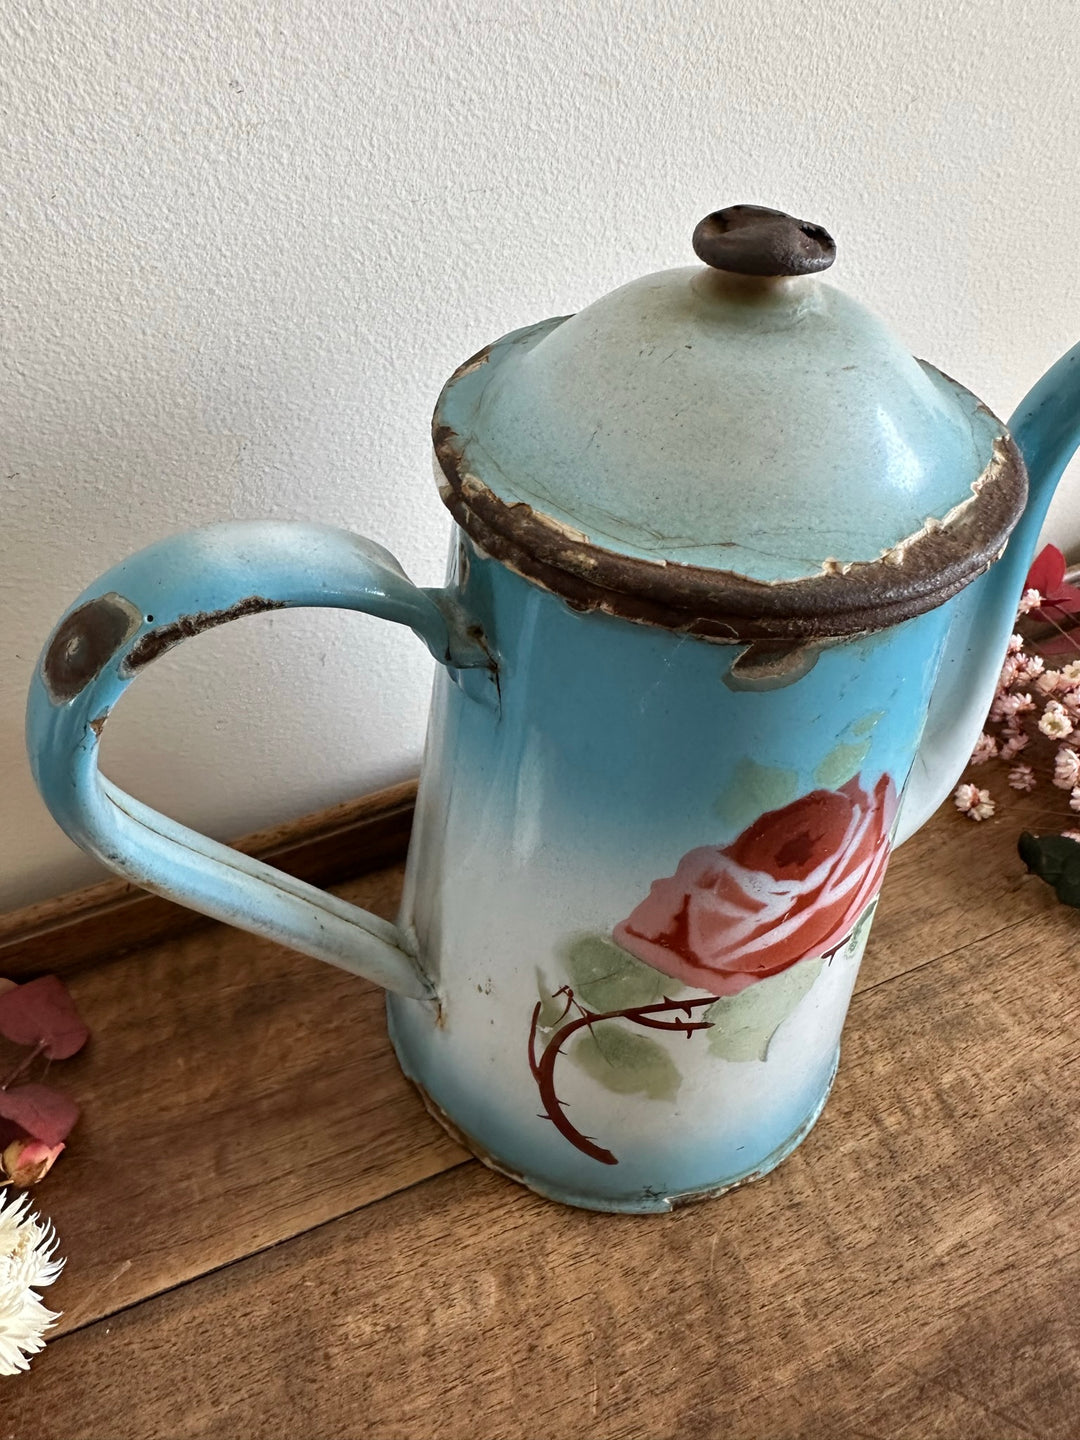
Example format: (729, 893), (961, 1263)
(2, 0), (1079, 909)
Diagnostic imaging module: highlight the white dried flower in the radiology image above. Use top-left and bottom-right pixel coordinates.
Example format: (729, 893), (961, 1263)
(0, 1190), (63, 1374)
(1062, 830), (1080, 844)
(1018, 588), (1043, 614)
(1036, 670), (1063, 695)
(1017, 653), (1045, 682)
(1060, 660), (1080, 683)
(1053, 746), (1080, 790)
(1007, 633), (1025, 655)
(1039, 701), (1074, 739)
(1070, 787), (1080, 815)
(954, 783), (995, 821)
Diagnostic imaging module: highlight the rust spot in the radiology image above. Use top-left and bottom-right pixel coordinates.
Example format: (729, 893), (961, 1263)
(725, 640), (825, 691)
(88, 713), (108, 738)
(432, 391), (1028, 643)
(665, 1166), (771, 1210)
(42, 592), (143, 704)
(122, 596), (285, 673)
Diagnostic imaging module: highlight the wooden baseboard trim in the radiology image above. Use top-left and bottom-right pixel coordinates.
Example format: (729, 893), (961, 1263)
(0, 779), (418, 979)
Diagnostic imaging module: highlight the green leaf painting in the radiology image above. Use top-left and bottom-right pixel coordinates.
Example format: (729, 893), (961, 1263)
(562, 933), (683, 1011)
(814, 738), (872, 790)
(569, 1023), (681, 1101)
(851, 710), (884, 737)
(703, 956), (824, 1061)
(715, 757), (800, 836)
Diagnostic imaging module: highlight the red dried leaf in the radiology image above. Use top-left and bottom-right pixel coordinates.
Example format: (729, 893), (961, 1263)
(0, 1085), (79, 1147)
(0, 975), (89, 1059)
(1039, 589), (1080, 619)
(1026, 544), (1066, 597)
(1037, 627), (1080, 656)
(1026, 544), (1080, 618)
(0, 1117), (27, 1150)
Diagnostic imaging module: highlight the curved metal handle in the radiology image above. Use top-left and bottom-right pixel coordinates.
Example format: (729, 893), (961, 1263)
(26, 521), (493, 999)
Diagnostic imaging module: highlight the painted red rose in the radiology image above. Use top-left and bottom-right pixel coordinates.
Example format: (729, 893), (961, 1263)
(613, 774), (896, 994)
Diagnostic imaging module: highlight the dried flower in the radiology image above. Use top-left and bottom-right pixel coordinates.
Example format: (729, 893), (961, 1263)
(1007, 632), (1024, 654)
(1060, 660), (1080, 684)
(1062, 830), (1080, 843)
(1053, 747), (1080, 790)
(0, 1190), (63, 1374)
(1000, 731), (1029, 760)
(955, 783), (995, 821)
(996, 655), (1021, 693)
(1008, 763), (1037, 792)
(1018, 588), (1043, 615)
(1017, 653), (1045, 682)
(1036, 670), (1062, 695)
(969, 732), (998, 765)
(1039, 702), (1074, 739)
(1, 1141), (63, 1190)
(1070, 788), (1080, 815)
(991, 691), (1035, 723)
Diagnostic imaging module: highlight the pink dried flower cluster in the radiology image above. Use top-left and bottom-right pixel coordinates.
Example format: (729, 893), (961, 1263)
(954, 782), (995, 820)
(957, 560), (1080, 842)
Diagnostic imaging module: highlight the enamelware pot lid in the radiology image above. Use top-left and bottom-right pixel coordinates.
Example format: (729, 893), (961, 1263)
(433, 205), (1026, 641)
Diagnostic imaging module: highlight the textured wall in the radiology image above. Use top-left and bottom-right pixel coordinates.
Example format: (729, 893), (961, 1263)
(3, 0), (1079, 908)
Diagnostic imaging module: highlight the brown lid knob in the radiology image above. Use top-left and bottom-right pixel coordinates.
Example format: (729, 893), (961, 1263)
(693, 205), (835, 277)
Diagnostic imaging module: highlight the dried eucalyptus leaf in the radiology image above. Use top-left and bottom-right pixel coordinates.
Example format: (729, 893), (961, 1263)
(0, 976), (90, 1060)
(0, 1085), (80, 1147)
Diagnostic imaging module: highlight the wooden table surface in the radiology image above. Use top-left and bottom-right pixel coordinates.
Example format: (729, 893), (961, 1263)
(4, 793), (1078, 1439)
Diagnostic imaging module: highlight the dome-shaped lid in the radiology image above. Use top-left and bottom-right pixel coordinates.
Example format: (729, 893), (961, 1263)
(433, 206), (1026, 640)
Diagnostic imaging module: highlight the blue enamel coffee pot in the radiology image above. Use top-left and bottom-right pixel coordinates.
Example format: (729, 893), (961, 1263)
(25, 207), (1080, 1211)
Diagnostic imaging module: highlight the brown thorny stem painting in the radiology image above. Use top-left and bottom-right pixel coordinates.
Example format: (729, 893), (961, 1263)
(528, 773), (896, 1164)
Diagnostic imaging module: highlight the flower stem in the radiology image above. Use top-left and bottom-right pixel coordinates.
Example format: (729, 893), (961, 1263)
(528, 993), (721, 1165)
(0, 1041), (46, 1092)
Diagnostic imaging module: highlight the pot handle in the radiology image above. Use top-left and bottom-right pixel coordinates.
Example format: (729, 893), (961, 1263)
(25, 521), (494, 999)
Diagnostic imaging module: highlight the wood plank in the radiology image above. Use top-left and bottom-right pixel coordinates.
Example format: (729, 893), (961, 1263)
(11, 891), (1078, 1440)
(0, 780), (417, 978)
(15, 861), (466, 1338)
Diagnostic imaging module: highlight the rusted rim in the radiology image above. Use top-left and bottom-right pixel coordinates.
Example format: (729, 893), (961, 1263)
(432, 347), (1028, 643)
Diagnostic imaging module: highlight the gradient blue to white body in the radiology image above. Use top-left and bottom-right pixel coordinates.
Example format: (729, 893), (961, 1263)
(388, 542), (947, 1209)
